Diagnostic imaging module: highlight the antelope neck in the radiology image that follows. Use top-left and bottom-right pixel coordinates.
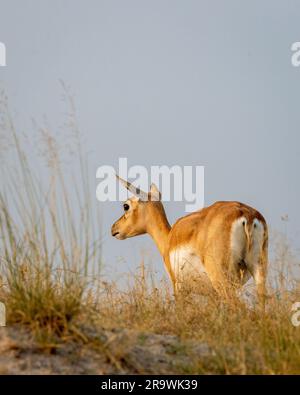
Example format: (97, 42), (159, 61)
(146, 203), (171, 257)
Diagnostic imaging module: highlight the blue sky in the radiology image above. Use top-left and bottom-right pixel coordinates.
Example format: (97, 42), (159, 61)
(0, 0), (300, 279)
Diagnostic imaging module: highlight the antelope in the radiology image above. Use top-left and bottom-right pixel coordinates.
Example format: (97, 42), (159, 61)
(111, 176), (268, 306)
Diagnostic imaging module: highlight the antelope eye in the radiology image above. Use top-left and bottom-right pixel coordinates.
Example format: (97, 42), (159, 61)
(123, 203), (130, 211)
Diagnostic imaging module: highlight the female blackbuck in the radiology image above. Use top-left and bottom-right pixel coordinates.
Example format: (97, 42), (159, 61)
(111, 176), (268, 306)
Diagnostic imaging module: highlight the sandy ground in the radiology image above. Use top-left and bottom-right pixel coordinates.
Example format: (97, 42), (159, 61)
(0, 325), (212, 374)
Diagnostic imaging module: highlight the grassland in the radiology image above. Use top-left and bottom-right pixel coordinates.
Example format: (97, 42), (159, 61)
(0, 90), (299, 374)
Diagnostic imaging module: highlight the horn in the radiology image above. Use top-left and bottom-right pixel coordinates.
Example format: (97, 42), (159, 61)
(116, 174), (148, 201)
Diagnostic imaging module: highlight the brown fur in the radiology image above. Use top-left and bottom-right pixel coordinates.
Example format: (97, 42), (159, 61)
(111, 186), (268, 307)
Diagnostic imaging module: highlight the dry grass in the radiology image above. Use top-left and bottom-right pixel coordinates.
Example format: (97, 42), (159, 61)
(0, 90), (299, 374)
(93, 263), (300, 374)
(0, 88), (101, 344)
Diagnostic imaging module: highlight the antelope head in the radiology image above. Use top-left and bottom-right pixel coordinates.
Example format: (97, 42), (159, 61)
(111, 175), (162, 240)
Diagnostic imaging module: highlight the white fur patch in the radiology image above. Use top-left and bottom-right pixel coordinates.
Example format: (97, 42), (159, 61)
(231, 217), (264, 277)
(169, 245), (206, 281)
(231, 217), (247, 263)
(246, 218), (264, 265)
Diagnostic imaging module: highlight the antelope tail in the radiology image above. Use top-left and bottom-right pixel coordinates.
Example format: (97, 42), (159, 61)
(243, 219), (252, 253)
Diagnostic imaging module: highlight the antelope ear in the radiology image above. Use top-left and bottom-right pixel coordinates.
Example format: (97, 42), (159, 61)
(149, 183), (161, 201)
